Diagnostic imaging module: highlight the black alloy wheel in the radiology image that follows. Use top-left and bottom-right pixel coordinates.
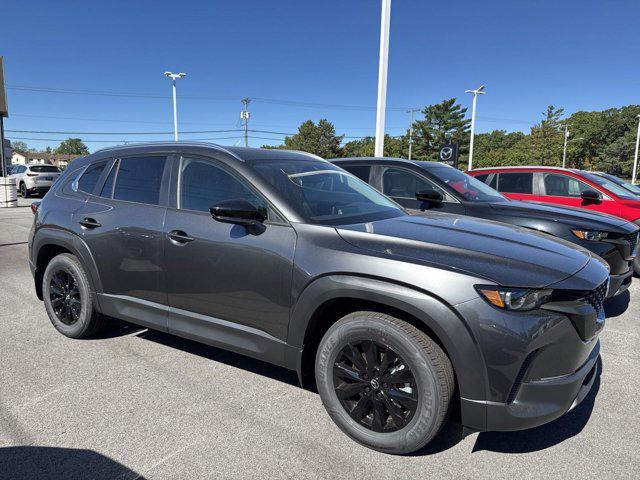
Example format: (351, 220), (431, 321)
(49, 269), (81, 325)
(333, 340), (418, 433)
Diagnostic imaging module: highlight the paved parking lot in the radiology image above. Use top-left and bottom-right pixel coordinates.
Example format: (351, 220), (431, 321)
(0, 201), (639, 479)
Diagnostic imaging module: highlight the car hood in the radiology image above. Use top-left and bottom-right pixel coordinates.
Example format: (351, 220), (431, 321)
(487, 200), (631, 230)
(336, 212), (597, 288)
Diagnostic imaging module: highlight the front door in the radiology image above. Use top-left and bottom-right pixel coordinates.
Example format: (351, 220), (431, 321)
(539, 172), (620, 216)
(163, 155), (296, 348)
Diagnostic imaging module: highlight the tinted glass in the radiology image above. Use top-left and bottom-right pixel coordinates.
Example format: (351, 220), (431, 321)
(113, 156), (165, 205)
(498, 172), (534, 194)
(179, 157), (267, 215)
(77, 162), (107, 194)
(100, 160), (118, 198)
(342, 165), (371, 182)
(30, 166), (60, 173)
(382, 167), (439, 199)
(248, 158), (404, 225)
(543, 173), (592, 197)
(474, 174), (489, 183)
(579, 172), (638, 199)
(429, 167), (506, 202)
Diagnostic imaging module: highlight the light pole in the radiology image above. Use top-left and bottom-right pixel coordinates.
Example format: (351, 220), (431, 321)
(164, 71), (186, 141)
(465, 85), (485, 171)
(562, 127), (570, 168)
(374, 0), (391, 157)
(406, 108), (420, 160)
(633, 114), (640, 185)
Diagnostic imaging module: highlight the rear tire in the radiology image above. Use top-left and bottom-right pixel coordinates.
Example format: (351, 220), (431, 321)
(42, 253), (106, 338)
(315, 311), (454, 454)
(20, 183), (30, 198)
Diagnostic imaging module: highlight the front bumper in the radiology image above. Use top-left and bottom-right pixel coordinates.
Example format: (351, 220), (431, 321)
(454, 294), (603, 433)
(473, 342), (599, 431)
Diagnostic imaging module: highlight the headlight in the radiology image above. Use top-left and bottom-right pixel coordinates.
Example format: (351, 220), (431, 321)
(476, 286), (554, 311)
(571, 230), (609, 241)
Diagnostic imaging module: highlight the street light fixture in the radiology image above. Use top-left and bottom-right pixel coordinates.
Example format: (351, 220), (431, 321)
(164, 71), (186, 141)
(465, 85), (485, 171)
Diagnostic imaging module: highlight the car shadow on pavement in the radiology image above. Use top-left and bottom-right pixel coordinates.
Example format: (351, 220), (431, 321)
(136, 329), (301, 388)
(603, 289), (630, 318)
(471, 357), (602, 454)
(0, 446), (145, 480)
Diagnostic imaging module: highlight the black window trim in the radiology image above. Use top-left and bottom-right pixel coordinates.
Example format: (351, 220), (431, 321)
(168, 153), (290, 226)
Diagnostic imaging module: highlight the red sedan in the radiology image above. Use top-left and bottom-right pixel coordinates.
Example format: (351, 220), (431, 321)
(468, 166), (640, 224)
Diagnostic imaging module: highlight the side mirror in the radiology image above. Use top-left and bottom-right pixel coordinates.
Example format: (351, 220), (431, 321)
(210, 199), (266, 235)
(416, 189), (444, 208)
(580, 190), (601, 205)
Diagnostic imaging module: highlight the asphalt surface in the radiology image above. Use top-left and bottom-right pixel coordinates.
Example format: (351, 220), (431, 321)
(1, 199), (639, 479)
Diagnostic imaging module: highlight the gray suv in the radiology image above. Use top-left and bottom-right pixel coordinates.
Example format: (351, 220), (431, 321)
(29, 143), (608, 454)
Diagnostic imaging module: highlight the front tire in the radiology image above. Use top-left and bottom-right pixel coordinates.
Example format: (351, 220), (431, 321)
(42, 253), (106, 338)
(315, 311), (454, 454)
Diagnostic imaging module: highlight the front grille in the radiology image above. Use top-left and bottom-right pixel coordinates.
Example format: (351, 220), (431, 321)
(585, 281), (608, 313)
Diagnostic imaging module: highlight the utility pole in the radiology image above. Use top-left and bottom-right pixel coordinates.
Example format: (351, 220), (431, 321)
(633, 114), (640, 185)
(164, 71), (186, 141)
(406, 108), (420, 160)
(241, 97), (251, 147)
(562, 127), (570, 168)
(465, 85), (485, 170)
(374, 0), (391, 157)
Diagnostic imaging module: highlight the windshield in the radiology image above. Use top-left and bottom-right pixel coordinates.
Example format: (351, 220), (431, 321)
(579, 172), (639, 200)
(30, 165), (60, 173)
(593, 172), (640, 197)
(249, 158), (405, 225)
(427, 165), (507, 202)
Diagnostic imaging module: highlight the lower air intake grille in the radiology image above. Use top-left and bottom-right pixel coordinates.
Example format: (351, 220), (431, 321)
(507, 351), (536, 404)
(624, 232), (639, 254)
(585, 281), (608, 313)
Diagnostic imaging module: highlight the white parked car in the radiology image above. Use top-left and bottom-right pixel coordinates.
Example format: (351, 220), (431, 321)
(10, 164), (61, 198)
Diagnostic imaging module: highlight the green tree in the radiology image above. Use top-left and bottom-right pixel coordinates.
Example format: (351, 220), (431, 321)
(411, 98), (470, 160)
(529, 105), (564, 166)
(277, 119), (343, 158)
(55, 138), (89, 155)
(341, 135), (408, 158)
(9, 140), (28, 153)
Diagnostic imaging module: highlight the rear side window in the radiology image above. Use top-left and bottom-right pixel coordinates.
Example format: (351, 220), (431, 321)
(77, 161), (107, 194)
(474, 174), (489, 183)
(342, 165), (371, 183)
(113, 156), (166, 205)
(498, 172), (533, 194)
(543, 173), (592, 197)
(382, 167), (440, 199)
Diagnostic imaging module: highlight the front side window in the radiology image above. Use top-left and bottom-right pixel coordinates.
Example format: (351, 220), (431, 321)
(498, 172), (534, 194)
(579, 172), (637, 199)
(429, 166), (506, 202)
(113, 156), (166, 205)
(178, 157), (267, 216)
(342, 165), (372, 183)
(382, 167), (443, 199)
(77, 161), (107, 194)
(543, 173), (592, 197)
(248, 158), (404, 225)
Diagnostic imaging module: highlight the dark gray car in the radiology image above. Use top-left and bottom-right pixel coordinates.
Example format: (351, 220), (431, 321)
(29, 143), (608, 454)
(331, 157), (639, 289)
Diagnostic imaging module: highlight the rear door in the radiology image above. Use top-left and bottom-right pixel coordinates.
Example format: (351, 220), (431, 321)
(72, 154), (171, 330)
(163, 153), (296, 347)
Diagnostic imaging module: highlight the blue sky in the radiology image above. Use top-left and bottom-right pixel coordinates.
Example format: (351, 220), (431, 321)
(2, 0), (639, 152)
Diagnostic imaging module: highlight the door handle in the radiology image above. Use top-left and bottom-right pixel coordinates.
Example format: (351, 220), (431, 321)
(168, 230), (195, 244)
(79, 217), (101, 229)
